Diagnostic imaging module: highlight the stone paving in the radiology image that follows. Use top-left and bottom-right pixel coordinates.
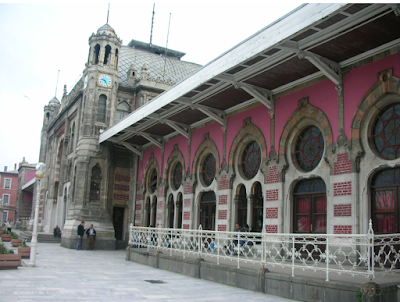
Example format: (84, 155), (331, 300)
(0, 241), (300, 302)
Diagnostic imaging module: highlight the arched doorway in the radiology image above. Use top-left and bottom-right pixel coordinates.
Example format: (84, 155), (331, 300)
(293, 178), (327, 234)
(168, 194), (174, 228)
(252, 182), (263, 232)
(200, 191), (216, 230)
(371, 168), (400, 234)
(237, 185), (247, 227)
(177, 193), (183, 229)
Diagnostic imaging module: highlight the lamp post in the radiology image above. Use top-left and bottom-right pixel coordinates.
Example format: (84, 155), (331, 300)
(28, 162), (46, 267)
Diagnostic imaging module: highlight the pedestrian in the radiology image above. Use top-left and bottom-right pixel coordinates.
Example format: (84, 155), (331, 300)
(76, 221), (86, 250)
(53, 225), (62, 237)
(6, 220), (11, 232)
(86, 224), (96, 250)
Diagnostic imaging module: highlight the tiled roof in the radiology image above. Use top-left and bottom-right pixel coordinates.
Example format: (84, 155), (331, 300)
(118, 45), (201, 87)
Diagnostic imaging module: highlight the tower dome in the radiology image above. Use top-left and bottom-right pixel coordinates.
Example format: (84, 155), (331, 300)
(48, 96), (60, 106)
(97, 24), (116, 35)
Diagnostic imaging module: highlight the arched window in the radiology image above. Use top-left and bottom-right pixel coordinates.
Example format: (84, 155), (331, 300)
(168, 194), (174, 228)
(371, 168), (400, 233)
(115, 49), (119, 69)
(200, 191), (216, 230)
(151, 196), (157, 227)
(177, 193), (183, 229)
(241, 141), (261, 179)
(104, 45), (112, 65)
(372, 103), (400, 160)
(293, 178), (326, 233)
(295, 126), (324, 172)
(89, 164), (101, 201)
(202, 154), (216, 186)
(116, 102), (130, 123)
(237, 186), (247, 227)
(172, 162), (183, 190)
(149, 169), (157, 194)
(70, 123), (75, 153)
(93, 44), (100, 64)
(97, 95), (107, 123)
(252, 182), (263, 232)
(145, 197), (151, 227)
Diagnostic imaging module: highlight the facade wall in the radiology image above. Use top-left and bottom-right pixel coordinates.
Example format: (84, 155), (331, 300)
(0, 171), (18, 222)
(135, 52), (400, 235)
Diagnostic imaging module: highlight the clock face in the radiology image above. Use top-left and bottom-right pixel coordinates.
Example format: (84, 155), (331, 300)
(84, 75), (88, 89)
(98, 74), (112, 88)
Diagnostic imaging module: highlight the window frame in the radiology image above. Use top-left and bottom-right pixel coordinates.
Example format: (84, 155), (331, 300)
(4, 178), (11, 189)
(2, 194), (10, 205)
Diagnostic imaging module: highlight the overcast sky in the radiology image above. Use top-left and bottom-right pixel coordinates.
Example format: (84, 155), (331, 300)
(0, 1), (303, 171)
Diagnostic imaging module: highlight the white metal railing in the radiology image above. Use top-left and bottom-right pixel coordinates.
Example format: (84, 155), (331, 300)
(128, 220), (400, 281)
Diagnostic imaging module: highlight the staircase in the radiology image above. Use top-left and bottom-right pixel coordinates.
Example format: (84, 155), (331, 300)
(19, 231), (61, 244)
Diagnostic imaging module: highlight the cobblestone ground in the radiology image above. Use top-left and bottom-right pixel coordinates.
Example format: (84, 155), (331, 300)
(0, 242), (299, 302)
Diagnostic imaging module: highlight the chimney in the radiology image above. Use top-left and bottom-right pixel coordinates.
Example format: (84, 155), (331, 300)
(4, 166), (7, 172)
(14, 163), (17, 170)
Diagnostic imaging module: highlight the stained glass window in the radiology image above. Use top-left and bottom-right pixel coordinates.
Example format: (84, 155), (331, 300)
(372, 103), (400, 160)
(294, 178), (326, 194)
(172, 162), (183, 190)
(372, 168), (400, 186)
(253, 182), (263, 232)
(202, 154), (216, 186)
(295, 126), (324, 172)
(241, 141), (261, 179)
(149, 169), (157, 193)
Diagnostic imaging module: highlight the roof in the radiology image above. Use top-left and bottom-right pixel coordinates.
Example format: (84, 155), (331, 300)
(97, 23), (116, 35)
(118, 43), (201, 87)
(100, 3), (400, 151)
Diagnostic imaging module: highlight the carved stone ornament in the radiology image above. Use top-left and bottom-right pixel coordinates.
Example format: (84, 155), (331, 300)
(298, 97), (309, 110)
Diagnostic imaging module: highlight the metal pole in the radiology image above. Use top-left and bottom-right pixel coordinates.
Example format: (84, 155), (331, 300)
(28, 178), (41, 266)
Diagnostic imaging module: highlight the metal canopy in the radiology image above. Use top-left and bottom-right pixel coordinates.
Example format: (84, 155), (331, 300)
(100, 3), (400, 151)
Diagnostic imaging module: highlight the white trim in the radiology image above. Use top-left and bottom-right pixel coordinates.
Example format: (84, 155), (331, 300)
(3, 178), (11, 189)
(22, 177), (36, 190)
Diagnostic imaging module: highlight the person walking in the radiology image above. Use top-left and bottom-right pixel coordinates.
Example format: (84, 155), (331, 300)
(86, 224), (96, 250)
(76, 221), (86, 250)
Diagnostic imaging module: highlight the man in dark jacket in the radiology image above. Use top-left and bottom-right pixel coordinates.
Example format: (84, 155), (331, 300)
(76, 221), (86, 250)
(86, 224), (96, 250)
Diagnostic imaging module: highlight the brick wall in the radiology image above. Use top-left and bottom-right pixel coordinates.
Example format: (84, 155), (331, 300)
(183, 212), (190, 220)
(135, 213), (141, 221)
(334, 182), (352, 196)
(219, 175), (228, 190)
(184, 181), (191, 194)
(266, 189), (278, 201)
(114, 193), (129, 201)
(114, 184), (130, 191)
(183, 224), (190, 229)
(219, 195), (228, 205)
(218, 225), (227, 231)
(136, 194), (143, 201)
(115, 174), (130, 182)
(266, 207), (278, 219)
(334, 225), (352, 234)
(265, 225), (278, 233)
(184, 198), (191, 207)
(334, 204), (351, 217)
(334, 153), (352, 175)
(157, 213), (162, 220)
(266, 165), (279, 184)
(157, 201), (163, 209)
(135, 203), (142, 210)
(218, 210), (227, 219)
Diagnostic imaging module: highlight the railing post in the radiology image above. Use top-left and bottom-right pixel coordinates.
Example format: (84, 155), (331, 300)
(198, 225), (202, 259)
(217, 231), (220, 265)
(292, 234), (295, 277)
(262, 223), (266, 264)
(367, 219), (375, 279)
(170, 229), (172, 256)
(237, 231), (240, 268)
(325, 235), (329, 281)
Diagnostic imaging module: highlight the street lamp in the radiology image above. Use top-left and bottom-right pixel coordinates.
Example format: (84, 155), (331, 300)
(28, 162), (46, 267)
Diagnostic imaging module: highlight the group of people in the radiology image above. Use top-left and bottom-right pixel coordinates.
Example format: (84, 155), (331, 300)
(76, 221), (96, 250)
(234, 222), (254, 247)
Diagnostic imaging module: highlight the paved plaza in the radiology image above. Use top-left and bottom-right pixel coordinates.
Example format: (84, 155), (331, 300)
(0, 241), (300, 302)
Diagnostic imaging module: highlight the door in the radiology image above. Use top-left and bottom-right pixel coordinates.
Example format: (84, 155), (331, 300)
(200, 192), (216, 230)
(113, 207), (124, 240)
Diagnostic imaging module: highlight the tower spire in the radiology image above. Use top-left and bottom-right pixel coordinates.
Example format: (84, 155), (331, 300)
(55, 70), (60, 98)
(107, 3), (110, 24)
(149, 3), (155, 48)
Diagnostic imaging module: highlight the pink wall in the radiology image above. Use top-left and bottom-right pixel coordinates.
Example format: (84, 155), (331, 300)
(23, 191), (33, 203)
(26, 171), (36, 184)
(190, 122), (224, 171)
(139, 146), (162, 182)
(343, 52), (400, 139)
(275, 79), (338, 148)
(226, 105), (271, 159)
(163, 135), (189, 173)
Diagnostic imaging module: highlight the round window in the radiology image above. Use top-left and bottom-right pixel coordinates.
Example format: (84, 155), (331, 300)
(295, 126), (324, 172)
(241, 141), (261, 179)
(372, 103), (400, 160)
(149, 169), (157, 193)
(172, 162), (183, 190)
(202, 154), (216, 186)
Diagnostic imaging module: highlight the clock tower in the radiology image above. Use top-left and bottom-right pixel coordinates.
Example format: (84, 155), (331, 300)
(62, 23), (123, 249)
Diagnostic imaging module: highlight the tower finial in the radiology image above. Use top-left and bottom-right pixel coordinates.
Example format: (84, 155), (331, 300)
(107, 3), (110, 24)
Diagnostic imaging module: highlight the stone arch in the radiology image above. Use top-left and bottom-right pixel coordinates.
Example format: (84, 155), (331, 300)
(351, 69), (400, 141)
(142, 153), (160, 192)
(278, 97), (333, 155)
(228, 117), (268, 167)
(192, 133), (220, 175)
(163, 145), (186, 181)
